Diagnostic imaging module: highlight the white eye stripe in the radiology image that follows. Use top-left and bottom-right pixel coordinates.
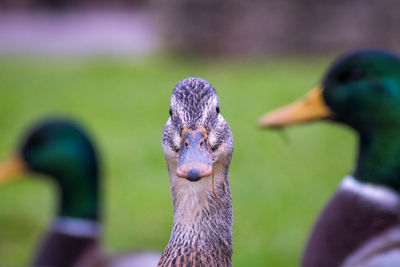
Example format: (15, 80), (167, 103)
(209, 131), (217, 146)
(173, 133), (181, 148)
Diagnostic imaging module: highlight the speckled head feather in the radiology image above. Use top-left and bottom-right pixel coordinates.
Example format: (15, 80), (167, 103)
(163, 78), (230, 155)
(170, 78), (220, 130)
(160, 77), (233, 267)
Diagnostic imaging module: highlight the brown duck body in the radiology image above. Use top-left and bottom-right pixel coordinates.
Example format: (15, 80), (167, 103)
(303, 176), (400, 267)
(32, 230), (101, 267)
(32, 225), (160, 267)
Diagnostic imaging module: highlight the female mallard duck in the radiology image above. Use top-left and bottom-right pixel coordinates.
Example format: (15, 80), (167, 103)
(259, 49), (400, 267)
(0, 119), (160, 267)
(158, 78), (234, 266)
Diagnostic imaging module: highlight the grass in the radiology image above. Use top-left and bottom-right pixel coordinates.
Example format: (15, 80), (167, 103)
(0, 55), (356, 266)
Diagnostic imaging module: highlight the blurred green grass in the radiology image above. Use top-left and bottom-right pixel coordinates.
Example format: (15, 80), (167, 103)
(0, 56), (356, 266)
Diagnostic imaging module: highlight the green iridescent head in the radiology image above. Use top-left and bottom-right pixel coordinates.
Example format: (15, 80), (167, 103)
(260, 49), (400, 190)
(260, 49), (400, 130)
(0, 119), (100, 220)
(322, 49), (400, 131)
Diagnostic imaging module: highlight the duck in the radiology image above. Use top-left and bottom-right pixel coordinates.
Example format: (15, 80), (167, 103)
(158, 78), (234, 266)
(0, 119), (160, 267)
(259, 49), (400, 267)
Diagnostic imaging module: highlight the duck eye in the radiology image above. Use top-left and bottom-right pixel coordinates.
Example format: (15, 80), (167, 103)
(349, 68), (365, 80)
(339, 68), (365, 82)
(169, 108), (173, 116)
(29, 132), (48, 148)
(216, 106), (220, 114)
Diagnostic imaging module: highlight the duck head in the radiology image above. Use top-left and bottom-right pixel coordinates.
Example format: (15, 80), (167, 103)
(259, 49), (400, 190)
(162, 77), (233, 186)
(259, 49), (400, 131)
(0, 119), (99, 220)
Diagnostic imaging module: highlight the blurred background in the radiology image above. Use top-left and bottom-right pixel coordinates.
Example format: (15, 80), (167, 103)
(0, 0), (397, 266)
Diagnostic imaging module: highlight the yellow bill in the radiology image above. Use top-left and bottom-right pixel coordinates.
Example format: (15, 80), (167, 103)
(259, 85), (332, 128)
(0, 156), (26, 186)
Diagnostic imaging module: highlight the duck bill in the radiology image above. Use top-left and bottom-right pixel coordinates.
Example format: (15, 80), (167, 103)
(176, 126), (213, 182)
(0, 156), (26, 187)
(259, 85), (332, 128)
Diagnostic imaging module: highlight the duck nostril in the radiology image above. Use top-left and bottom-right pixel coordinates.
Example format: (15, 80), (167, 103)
(184, 142), (189, 148)
(200, 141), (204, 147)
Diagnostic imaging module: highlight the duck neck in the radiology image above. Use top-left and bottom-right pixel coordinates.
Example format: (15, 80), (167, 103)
(55, 172), (99, 221)
(33, 173), (101, 266)
(354, 126), (400, 191)
(47, 171), (101, 240)
(163, 165), (233, 265)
